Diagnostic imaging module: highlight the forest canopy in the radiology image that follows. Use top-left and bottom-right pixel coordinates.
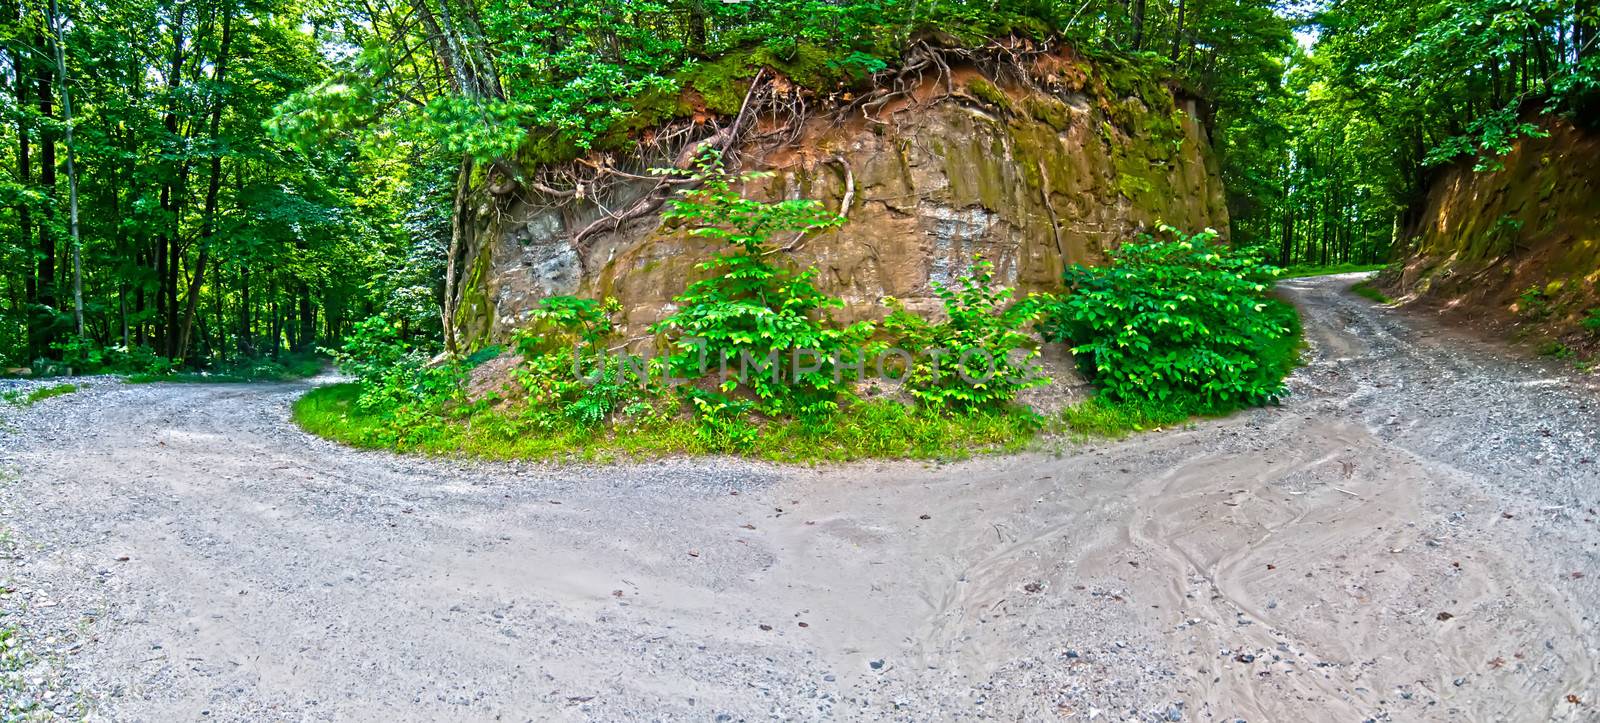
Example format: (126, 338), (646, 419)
(2, 0), (1597, 370)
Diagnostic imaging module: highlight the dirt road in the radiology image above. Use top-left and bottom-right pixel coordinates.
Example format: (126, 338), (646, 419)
(2, 273), (1598, 721)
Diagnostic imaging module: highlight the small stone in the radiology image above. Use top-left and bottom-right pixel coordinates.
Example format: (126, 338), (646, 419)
(1454, 677), (1467, 687)
(869, 659), (885, 670)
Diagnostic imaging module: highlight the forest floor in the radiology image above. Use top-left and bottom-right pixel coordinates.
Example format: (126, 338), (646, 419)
(1, 272), (1598, 721)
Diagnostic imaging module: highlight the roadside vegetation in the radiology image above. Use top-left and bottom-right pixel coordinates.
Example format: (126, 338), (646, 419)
(1, 383), (77, 407)
(1279, 262), (1390, 279)
(296, 155), (1301, 461)
(1351, 280), (1394, 304)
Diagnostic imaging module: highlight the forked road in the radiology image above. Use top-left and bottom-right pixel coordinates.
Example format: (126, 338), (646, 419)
(2, 273), (1598, 721)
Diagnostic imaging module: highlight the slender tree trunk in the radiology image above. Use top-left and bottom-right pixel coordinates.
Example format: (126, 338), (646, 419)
(1170, 0), (1186, 62)
(10, 8), (39, 360)
(157, 1), (188, 357)
(1131, 0), (1147, 50)
(177, 3), (232, 361)
(238, 265), (252, 356)
(441, 155), (471, 355)
(49, 0), (84, 337)
(35, 23), (58, 356)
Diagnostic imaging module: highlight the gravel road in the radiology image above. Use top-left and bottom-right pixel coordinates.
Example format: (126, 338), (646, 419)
(1, 272), (1598, 722)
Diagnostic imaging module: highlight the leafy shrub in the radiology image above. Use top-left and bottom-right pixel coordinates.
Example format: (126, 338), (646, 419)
(51, 337), (176, 376)
(511, 296), (657, 429)
(1538, 341), (1575, 359)
(883, 256), (1050, 412)
(333, 316), (460, 416)
(1041, 225), (1292, 409)
(1582, 308), (1600, 335)
(1517, 286), (1551, 319)
(650, 149), (873, 422)
(1424, 106), (1550, 172)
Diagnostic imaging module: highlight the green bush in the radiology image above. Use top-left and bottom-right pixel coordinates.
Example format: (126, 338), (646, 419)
(883, 256), (1050, 412)
(650, 149), (873, 423)
(1041, 225), (1292, 409)
(333, 317), (461, 417)
(1517, 286), (1551, 318)
(1582, 308), (1600, 334)
(511, 296), (658, 430)
(1537, 341), (1576, 359)
(51, 337), (176, 376)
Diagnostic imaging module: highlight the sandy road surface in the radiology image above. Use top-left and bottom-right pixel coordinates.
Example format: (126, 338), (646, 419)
(1, 272), (1598, 721)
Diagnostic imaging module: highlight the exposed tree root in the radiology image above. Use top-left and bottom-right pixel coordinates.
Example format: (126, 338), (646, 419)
(480, 37), (1073, 280)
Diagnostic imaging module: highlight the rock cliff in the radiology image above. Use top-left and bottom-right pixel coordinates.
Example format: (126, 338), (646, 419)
(1388, 116), (1600, 348)
(453, 48), (1230, 346)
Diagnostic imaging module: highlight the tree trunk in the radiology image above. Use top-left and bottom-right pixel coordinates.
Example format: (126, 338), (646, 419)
(157, 1), (188, 357)
(177, 3), (232, 361)
(441, 155), (472, 355)
(10, 6), (39, 360)
(1131, 0), (1147, 50)
(1170, 0), (1187, 62)
(238, 265), (252, 356)
(49, 0), (84, 337)
(35, 22), (58, 355)
(297, 284), (315, 352)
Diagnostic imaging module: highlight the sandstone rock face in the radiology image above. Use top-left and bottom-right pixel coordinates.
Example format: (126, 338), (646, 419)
(1391, 117), (1600, 328)
(454, 55), (1230, 347)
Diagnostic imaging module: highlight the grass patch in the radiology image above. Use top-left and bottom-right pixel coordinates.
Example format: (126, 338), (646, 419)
(293, 383), (1044, 463)
(296, 298), (1307, 462)
(1350, 280), (1394, 304)
(1280, 262), (1388, 279)
(1059, 396), (1193, 438)
(1, 383), (78, 406)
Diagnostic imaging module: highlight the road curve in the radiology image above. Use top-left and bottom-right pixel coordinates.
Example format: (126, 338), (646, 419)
(1, 272), (1597, 721)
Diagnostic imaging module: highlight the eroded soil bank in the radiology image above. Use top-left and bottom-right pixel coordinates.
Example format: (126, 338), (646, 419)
(1, 273), (1597, 721)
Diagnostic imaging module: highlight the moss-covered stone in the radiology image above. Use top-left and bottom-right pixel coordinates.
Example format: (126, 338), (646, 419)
(462, 46), (1233, 348)
(1024, 95), (1073, 132)
(966, 76), (1015, 114)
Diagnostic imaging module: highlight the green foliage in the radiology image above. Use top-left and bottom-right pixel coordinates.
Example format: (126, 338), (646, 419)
(650, 149), (871, 422)
(1228, 0), (1600, 270)
(293, 383), (1043, 462)
(331, 317), (462, 425)
(1582, 308), (1600, 335)
(3, 383), (78, 406)
(883, 257), (1050, 412)
(124, 353), (326, 384)
(510, 296), (658, 431)
(1517, 285), (1552, 319)
(1425, 107), (1550, 172)
(50, 338), (177, 376)
(1042, 225), (1293, 409)
(1537, 341), (1575, 359)
(1350, 280), (1394, 304)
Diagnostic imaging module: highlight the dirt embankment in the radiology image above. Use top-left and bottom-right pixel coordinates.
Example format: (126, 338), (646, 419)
(1385, 116), (1600, 359)
(454, 45), (1229, 344)
(1, 273), (1598, 720)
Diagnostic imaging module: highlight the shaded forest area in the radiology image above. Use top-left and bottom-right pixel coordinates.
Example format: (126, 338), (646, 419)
(2, 0), (1597, 370)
